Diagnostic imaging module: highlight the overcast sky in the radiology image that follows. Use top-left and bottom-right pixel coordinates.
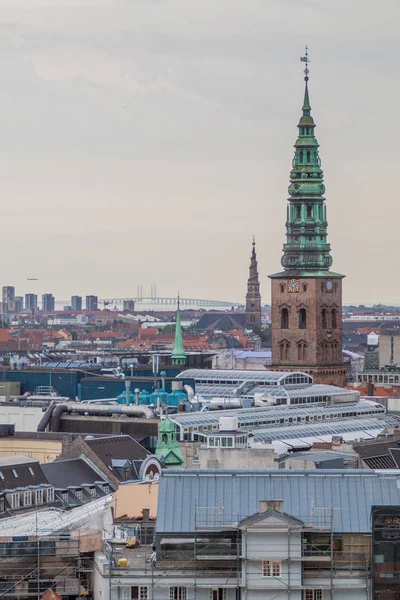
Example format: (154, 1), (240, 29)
(1, 0), (399, 306)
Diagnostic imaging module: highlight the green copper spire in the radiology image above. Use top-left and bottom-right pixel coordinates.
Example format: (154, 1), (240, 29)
(269, 48), (343, 278)
(171, 295), (186, 365)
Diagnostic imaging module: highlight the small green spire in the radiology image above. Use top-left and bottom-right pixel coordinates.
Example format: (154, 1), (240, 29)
(171, 295), (186, 365)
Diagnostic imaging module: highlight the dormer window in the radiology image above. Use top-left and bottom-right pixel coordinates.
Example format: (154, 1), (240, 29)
(75, 489), (83, 501)
(28, 467), (34, 476)
(12, 469), (18, 478)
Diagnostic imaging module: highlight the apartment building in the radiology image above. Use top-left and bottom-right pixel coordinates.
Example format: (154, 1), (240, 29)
(94, 469), (400, 600)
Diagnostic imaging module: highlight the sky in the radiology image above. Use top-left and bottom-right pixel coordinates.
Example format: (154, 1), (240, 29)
(0, 0), (400, 306)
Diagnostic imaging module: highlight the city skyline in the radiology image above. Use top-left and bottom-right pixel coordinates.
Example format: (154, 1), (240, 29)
(1, 0), (399, 304)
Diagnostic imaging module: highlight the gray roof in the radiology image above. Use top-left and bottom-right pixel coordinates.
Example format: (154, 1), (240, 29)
(157, 469), (400, 534)
(43, 457), (109, 489)
(0, 455), (37, 467)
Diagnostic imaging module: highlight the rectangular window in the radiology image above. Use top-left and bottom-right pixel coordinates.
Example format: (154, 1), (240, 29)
(305, 591), (322, 600)
(131, 587), (149, 600)
(262, 560), (281, 577)
(24, 491), (32, 506)
(35, 489), (43, 505)
(12, 469), (18, 478)
(11, 493), (20, 508)
(121, 588), (131, 600)
(28, 467), (35, 476)
(139, 587), (149, 600)
(169, 588), (187, 600)
(47, 488), (54, 503)
(210, 589), (227, 600)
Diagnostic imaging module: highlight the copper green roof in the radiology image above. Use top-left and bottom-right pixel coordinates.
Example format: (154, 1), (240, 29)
(270, 72), (344, 279)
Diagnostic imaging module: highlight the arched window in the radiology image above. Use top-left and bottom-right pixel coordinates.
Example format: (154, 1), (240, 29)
(306, 204), (312, 218)
(321, 308), (327, 329)
(296, 205), (301, 219)
(280, 284), (284, 293)
(332, 308), (337, 329)
(299, 151), (303, 162)
(298, 342), (307, 360)
(302, 283), (308, 292)
(279, 341), (290, 361)
(162, 433), (168, 444)
(281, 308), (289, 329)
(307, 151), (311, 162)
(299, 308), (307, 329)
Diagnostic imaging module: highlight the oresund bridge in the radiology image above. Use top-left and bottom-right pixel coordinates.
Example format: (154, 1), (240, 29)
(101, 296), (240, 308)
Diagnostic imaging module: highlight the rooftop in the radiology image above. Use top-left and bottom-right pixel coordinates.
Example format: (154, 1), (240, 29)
(0, 455), (37, 467)
(169, 399), (383, 429)
(177, 369), (312, 386)
(43, 457), (109, 489)
(157, 469), (400, 534)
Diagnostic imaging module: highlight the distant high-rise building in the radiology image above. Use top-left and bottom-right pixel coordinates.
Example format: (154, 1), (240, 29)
(122, 300), (135, 312)
(2, 286), (15, 314)
(14, 297), (23, 313)
(86, 295), (98, 311)
(71, 296), (83, 311)
(42, 294), (55, 313)
(25, 294), (38, 311)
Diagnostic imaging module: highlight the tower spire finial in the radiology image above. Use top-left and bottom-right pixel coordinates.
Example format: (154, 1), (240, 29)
(300, 46), (311, 113)
(300, 45), (310, 82)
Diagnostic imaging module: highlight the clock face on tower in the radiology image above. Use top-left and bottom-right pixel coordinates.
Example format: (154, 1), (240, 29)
(326, 280), (333, 292)
(288, 279), (300, 293)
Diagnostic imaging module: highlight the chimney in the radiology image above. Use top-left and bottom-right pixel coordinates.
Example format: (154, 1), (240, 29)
(332, 436), (343, 446)
(259, 500), (284, 514)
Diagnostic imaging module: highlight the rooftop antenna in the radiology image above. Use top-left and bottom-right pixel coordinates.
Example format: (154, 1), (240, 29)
(300, 45), (310, 82)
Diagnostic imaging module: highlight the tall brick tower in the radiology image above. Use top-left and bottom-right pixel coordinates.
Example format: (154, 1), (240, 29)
(269, 50), (346, 386)
(245, 237), (262, 329)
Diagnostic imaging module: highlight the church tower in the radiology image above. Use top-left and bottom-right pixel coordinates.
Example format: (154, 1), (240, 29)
(245, 237), (262, 329)
(269, 50), (346, 387)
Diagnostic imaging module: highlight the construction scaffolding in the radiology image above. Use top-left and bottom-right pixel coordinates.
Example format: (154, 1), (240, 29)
(103, 503), (372, 600)
(0, 496), (114, 599)
(0, 535), (91, 599)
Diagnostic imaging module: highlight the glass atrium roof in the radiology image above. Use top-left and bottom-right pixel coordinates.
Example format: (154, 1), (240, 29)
(249, 415), (400, 443)
(170, 400), (384, 429)
(253, 384), (357, 399)
(177, 369), (313, 386)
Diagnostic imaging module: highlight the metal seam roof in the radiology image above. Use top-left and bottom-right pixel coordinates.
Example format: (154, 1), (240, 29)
(156, 469), (400, 534)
